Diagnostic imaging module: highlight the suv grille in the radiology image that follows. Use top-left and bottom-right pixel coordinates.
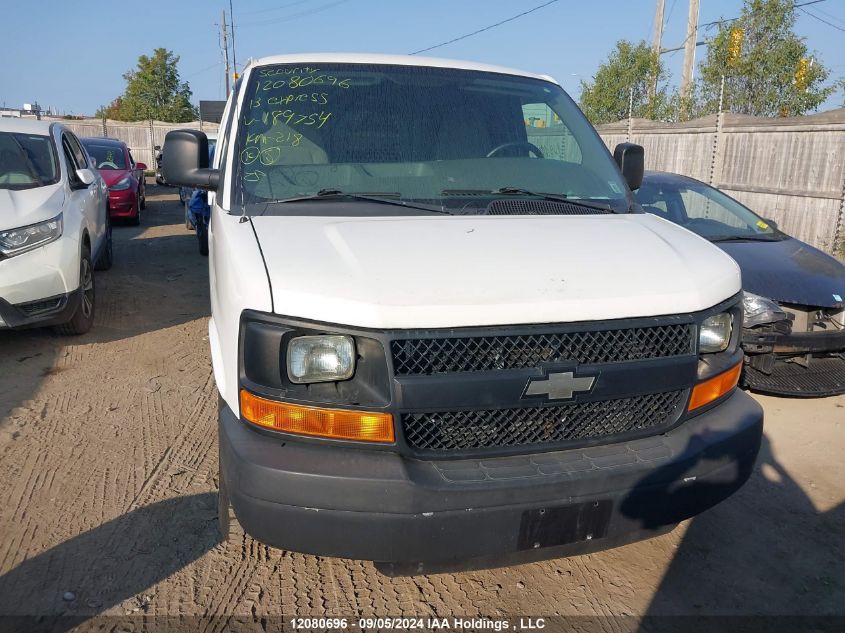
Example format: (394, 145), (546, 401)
(17, 297), (63, 316)
(402, 390), (686, 453)
(391, 324), (693, 375)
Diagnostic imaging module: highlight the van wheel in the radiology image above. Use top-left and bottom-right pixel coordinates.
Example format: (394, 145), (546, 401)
(95, 219), (113, 271)
(54, 247), (95, 336)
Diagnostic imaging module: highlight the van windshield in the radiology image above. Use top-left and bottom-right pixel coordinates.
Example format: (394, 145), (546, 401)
(233, 63), (631, 214)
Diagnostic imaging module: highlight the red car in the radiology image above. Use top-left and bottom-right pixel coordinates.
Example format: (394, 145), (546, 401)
(81, 137), (146, 225)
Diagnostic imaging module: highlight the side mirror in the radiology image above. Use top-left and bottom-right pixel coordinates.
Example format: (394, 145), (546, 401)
(613, 142), (644, 191)
(135, 162), (148, 171)
(76, 168), (96, 186)
(154, 145), (161, 151)
(161, 130), (219, 190)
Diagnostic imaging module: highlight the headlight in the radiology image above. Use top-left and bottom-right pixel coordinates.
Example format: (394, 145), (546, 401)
(287, 335), (355, 384)
(742, 292), (787, 328)
(0, 213), (63, 257)
(699, 312), (732, 353)
(109, 176), (132, 191)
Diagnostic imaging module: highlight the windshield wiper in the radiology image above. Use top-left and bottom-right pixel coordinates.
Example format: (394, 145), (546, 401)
(264, 189), (452, 214)
(440, 187), (616, 213)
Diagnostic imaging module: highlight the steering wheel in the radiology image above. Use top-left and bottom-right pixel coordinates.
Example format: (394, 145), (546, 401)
(486, 142), (544, 158)
(98, 161), (118, 169)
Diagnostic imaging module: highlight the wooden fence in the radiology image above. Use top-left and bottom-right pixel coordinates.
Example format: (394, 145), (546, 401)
(60, 109), (845, 255)
(596, 108), (845, 255)
(62, 118), (220, 171)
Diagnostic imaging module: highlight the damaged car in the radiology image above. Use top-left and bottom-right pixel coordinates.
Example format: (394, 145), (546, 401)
(635, 171), (845, 397)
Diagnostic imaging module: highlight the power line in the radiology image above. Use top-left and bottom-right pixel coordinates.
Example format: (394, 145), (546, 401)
(661, 0), (829, 54)
(409, 0), (561, 56)
(236, 0), (350, 28)
(184, 61), (223, 78)
(665, 0), (679, 25)
(699, 0), (827, 29)
(810, 4), (845, 26)
(799, 6), (845, 32)
(236, 0), (311, 16)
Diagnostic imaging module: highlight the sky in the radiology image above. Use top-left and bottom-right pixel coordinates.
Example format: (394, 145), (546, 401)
(2, 0), (844, 116)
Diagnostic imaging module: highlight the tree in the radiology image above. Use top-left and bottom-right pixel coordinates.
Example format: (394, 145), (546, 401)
(696, 0), (835, 117)
(96, 49), (197, 122)
(579, 40), (675, 125)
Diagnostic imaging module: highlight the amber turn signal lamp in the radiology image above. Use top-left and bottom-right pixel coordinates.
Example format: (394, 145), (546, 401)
(239, 389), (395, 443)
(688, 362), (742, 411)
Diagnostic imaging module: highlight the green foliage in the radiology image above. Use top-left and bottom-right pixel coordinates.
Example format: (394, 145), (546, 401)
(696, 0), (835, 117)
(579, 40), (675, 125)
(96, 49), (197, 122)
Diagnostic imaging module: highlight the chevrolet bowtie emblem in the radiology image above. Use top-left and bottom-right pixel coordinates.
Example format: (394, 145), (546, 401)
(523, 371), (597, 401)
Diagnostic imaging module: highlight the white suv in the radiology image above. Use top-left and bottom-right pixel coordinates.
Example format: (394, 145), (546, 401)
(0, 119), (111, 335)
(164, 54), (763, 570)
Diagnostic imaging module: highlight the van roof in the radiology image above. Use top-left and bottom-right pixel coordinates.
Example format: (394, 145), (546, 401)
(245, 53), (558, 85)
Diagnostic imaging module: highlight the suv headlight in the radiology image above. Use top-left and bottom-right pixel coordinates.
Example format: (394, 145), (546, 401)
(699, 312), (732, 353)
(742, 292), (787, 328)
(109, 176), (132, 191)
(287, 335), (355, 383)
(0, 213), (63, 257)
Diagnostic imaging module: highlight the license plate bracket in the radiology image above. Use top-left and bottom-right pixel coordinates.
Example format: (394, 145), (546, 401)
(517, 500), (612, 550)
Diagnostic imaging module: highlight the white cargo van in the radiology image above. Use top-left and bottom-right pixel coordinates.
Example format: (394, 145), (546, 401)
(163, 54), (763, 570)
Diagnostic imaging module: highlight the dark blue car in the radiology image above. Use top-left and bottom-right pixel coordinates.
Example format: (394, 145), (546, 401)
(635, 171), (845, 397)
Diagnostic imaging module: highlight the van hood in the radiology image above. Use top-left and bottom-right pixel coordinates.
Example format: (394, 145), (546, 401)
(0, 184), (65, 231)
(249, 212), (741, 329)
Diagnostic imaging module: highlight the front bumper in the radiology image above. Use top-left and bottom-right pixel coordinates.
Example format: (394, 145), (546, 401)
(0, 288), (81, 329)
(108, 189), (138, 217)
(742, 327), (845, 396)
(0, 237), (80, 307)
(220, 389), (763, 566)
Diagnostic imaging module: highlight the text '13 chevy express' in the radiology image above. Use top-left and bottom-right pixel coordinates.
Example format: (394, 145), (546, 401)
(163, 54), (763, 572)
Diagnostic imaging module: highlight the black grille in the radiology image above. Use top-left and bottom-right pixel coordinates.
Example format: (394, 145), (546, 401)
(402, 390), (686, 453)
(485, 199), (611, 215)
(744, 357), (845, 397)
(17, 297), (63, 316)
(391, 324), (693, 375)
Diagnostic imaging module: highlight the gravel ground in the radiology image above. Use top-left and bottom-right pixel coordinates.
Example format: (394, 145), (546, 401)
(0, 185), (842, 630)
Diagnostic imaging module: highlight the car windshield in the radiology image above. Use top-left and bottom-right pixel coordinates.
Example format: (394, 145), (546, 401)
(635, 176), (782, 241)
(83, 142), (127, 170)
(0, 132), (59, 190)
(233, 63), (631, 215)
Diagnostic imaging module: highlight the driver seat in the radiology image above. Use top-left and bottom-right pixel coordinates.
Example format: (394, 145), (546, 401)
(434, 113), (492, 160)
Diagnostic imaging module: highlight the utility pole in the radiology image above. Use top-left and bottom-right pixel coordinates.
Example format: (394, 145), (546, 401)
(680, 0), (700, 117)
(650, 0), (666, 104)
(229, 0), (238, 82)
(652, 0), (665, 56)
(221, 10), (230, 94)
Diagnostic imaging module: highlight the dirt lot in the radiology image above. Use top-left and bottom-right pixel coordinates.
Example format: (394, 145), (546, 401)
(0, 186), (843, 628)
